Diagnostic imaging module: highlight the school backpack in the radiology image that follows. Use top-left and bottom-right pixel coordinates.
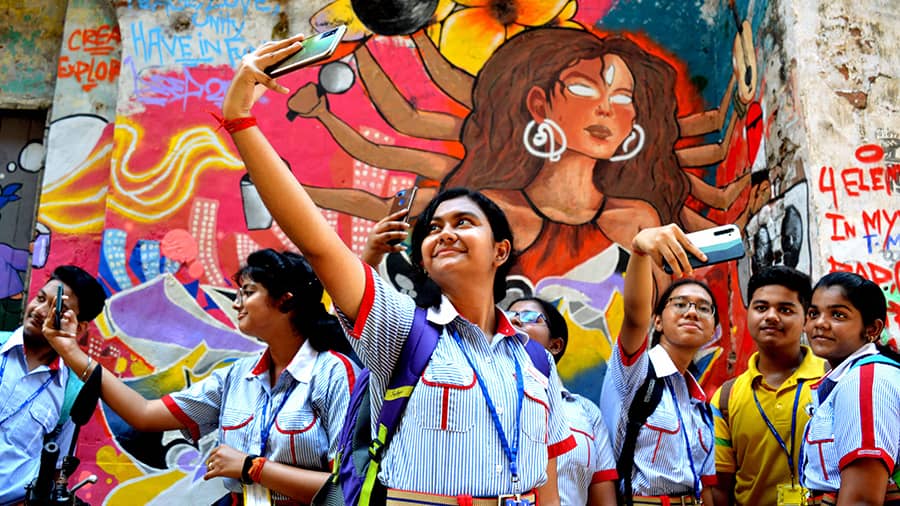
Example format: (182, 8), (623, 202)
(313, 307), (552, 506)
(0, 330), (83, 435)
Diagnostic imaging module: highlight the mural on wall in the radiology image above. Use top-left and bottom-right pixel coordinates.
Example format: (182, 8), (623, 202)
(0, 114), (47, 330)
(25, 0), (833, 502)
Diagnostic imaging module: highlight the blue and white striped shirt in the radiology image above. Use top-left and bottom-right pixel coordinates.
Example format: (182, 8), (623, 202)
(0, 328), (75, 505)
(599, 340), (715, 496)
(800, 343), (900, 493)
(163, 339), (357, 499)
(557, 388), (617, 506)
(336, 262), (575, 497)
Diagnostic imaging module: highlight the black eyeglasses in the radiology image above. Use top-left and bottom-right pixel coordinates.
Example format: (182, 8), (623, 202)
(666, 296), (715, 318)
(507, 310), (547, 325)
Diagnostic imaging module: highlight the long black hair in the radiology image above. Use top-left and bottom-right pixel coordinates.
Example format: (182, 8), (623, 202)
(233, 249), (352, 355)
(409, 188), (517, 308)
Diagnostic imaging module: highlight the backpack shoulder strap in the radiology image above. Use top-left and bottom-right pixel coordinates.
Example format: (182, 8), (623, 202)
(617, 361), (666, 504)
(523, 339), (551, 377)
(853, 354), (900, 370)
(717, 377), (736, 426)
(371, 307), (440, 456)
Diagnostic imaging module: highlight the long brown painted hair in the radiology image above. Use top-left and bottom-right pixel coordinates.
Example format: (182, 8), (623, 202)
(442, 27), (689, 225)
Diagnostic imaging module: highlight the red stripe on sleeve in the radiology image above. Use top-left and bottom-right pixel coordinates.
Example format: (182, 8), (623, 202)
(548, 434), (577, 458)
(329, 351), (356, 394)
(591, 469), (618, 483)
(350, 262), (376, 339)
(618, 335), (648, 367)
(162, 395), (201, 442)
(858, 364), (876, 449)
(701, 474), (718, 486)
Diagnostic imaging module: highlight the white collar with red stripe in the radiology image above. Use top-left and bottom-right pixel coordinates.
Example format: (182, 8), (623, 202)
(648, 344), (706, 402)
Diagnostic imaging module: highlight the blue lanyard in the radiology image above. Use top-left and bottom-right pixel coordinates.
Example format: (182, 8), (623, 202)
(451, 330), (523, 488)
(0, 353), (57, 426)
(259, 380), (298, 456)
(666, 380), (704, 500)
(752, 379), (805, 484)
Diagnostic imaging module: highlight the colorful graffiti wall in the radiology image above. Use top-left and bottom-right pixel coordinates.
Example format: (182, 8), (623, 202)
(17, 0), (896, 502)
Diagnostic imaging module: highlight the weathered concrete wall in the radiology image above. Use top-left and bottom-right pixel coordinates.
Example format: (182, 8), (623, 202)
(0, 0), (68, 108)
(789, 0), (899, 348)
(13, 0), (895, 502)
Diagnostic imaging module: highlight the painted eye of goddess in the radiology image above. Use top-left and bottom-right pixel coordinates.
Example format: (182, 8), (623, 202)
(566, 82), (600, 98)
(610, 94), (633, 105)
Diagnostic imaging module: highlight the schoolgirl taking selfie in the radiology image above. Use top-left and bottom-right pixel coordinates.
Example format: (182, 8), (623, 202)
(219, 36), (575, 506)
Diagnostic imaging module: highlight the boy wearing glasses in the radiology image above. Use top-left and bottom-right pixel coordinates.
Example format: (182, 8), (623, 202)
(710, 266), (826, 506)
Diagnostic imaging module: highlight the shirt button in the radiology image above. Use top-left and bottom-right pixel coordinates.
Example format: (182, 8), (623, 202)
(496, 464), (503, 474)
(497, 406), (504, 415)
(485, 358), (492, 364)
(776, 403), (783, 409)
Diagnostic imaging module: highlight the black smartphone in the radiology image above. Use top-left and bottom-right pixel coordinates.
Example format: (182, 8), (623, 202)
(264, 26), (347, 78)
(54, 284), (64, 330)
(662, 224), (746, 274)
(387, 187), (417, 246)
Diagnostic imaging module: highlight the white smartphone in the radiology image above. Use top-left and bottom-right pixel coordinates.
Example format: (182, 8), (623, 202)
(265, 25), (347, 78)
(662, 224), (746, 274)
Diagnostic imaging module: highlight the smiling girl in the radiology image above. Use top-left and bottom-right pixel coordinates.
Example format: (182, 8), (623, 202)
(801, 272), (900, 506)
(216, 36), (575, 505)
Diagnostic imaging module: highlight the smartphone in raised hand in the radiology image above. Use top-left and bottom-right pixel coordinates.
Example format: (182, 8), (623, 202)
(264, 25), (347, 78)
(386, 187), (417, 246)
(662, 224), (746, 274)
(54, 284), (64, 330)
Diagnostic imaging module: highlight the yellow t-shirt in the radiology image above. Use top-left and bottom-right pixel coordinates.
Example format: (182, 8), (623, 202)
(711, 346), (826, 506)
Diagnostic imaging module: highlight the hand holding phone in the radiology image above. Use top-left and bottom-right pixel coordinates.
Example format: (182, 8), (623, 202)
(265, 25), (347, 78)
(387, 188), (417, 246)
(661, 224), (745, 274)
(54, 284), (64, 330)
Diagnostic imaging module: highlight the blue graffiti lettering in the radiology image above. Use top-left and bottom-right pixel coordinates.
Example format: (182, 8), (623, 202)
(130, 20), (252, 67)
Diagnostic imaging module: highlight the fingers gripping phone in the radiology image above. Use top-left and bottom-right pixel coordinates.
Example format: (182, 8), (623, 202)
(265, 25), (347, 78)
(54, 284), (64, 330)
(662, 224), (746, 274)
(387, 187), (417, 246)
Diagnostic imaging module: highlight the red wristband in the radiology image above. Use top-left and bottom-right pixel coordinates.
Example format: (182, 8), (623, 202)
(209, 112), (257, 134)
(248, 457), (267, 483)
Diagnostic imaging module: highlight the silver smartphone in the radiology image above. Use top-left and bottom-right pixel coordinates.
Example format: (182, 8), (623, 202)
(662, 224), (746, 273)
(265, 25), (347, 78)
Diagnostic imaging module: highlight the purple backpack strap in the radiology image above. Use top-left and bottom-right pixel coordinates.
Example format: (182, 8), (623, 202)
(523, 338), (552, 377)
(370, 307), (440, 459)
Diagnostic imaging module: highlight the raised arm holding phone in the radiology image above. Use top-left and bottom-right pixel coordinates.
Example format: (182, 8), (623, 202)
(218, 35), (574, 506)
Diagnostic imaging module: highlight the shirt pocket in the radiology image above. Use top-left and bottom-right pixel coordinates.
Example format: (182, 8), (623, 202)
(641, 408), (681, 465)
(11, 403), (57, 451)
(220, 408), (255, 451)
(274, 407), (323, 466)
(522, 374), (551, 444)
(412, 361), (477, 433)
(805, 410), (836, 475)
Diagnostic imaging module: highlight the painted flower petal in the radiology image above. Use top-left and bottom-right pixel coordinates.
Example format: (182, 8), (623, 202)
(440, 8), (507, 75)
(457, 0), (490, 6)
(554, 19), (585, 29)
(557, 0), (577, 21)
(434, 0), (458, 20)
(515, 0), (569, 26)
(506, 23), (526, 39)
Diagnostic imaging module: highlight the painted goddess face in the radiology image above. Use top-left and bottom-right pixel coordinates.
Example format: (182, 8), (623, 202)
(543, 54), (637, 160)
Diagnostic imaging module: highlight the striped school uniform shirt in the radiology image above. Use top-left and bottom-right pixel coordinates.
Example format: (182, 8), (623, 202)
(599, 339), (716, 496)
(335, 261), (576, 497)
(800, 343), (900, 493)
(162, 339), (357, 500)
(557, 388), (618, 506)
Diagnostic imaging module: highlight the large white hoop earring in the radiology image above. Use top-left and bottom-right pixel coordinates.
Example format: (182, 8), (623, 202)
(610, 124), (645, 162)
(523, 119), (567, 162)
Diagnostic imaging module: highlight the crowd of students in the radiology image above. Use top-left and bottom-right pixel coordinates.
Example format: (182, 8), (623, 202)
(0, 36), (897, 506)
